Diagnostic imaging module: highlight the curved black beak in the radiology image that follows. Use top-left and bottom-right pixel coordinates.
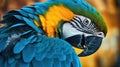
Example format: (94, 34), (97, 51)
(78, 36), (103, 56)
(65, 35), (103, 57)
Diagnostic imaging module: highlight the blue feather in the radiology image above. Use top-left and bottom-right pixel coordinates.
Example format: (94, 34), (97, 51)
(33, 58), (56, 67)
(33, 15), (40, 22)
(30, 37), (38, 43)
(0, 56), (4, 67)
(22, 45), (36, 63)
(63, 55), (73, 67)
(28, 14), (34, 19)
(0, 23), (25, 34)
(13, 15), (23, 20)
(34, 11), (39, 16)
(61, 61), (67, 67)
(34, 6), (43, 14)
(13, 39), (28, 54)
(71, 53), (82, 67)
(10, 23), (25, 28)
(36, 35), (43, 42)
(43, 58), (53, 67)
(8, 57), (15, 64)
(21, 8), (34, 14)
(8, 58), (17, 67)
(35, 51), (46, 61)
(13, 35), (35, 54)
(17, 10), (29, 17)
(14, 54), (21, 60)
(9, 61), (17, 67)
(66, 54), (73, 62)
(35, 3), (48, 15)
(35, 58), (54, 67)
(22, 17), (43, 33)
(31, 60), (40, 67)
(16, 60), (29, 67)
(0, 38), (7, 52)
(21, 30), (33, 36)
(4, 60), (9, 67)
(54, 54), (66, 61)
(53, 59), (61, 67)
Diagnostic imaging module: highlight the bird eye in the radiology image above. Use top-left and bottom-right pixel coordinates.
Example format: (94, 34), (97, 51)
(83, 19), (90, 26)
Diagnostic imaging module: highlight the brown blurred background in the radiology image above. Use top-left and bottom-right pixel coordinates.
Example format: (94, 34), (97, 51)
(0, 0), (119, 67)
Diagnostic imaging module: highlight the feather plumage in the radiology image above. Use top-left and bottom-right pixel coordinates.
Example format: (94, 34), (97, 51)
(0, 0), (107, 67)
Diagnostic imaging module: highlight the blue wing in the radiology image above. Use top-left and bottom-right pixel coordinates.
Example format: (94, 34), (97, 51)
(0, 30), (82, 67)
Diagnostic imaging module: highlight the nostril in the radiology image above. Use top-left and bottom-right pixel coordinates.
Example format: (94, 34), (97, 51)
(96, 32), (104, 38)
(98, 32), (103, 35)
(98, 32), (102, 35)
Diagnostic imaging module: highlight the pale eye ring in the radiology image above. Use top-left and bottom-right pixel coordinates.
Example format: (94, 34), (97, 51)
(83, 19), (90, 26)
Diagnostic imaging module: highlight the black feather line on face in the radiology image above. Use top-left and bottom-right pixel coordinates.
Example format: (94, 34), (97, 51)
(69, 15), (98, 34)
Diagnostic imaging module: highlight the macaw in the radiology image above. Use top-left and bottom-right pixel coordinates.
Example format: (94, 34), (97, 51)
(0, 0), (107, 67)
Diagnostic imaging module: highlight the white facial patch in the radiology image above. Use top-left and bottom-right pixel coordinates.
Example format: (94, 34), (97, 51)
(61, 15), (105, 39)
(62, 23), (83, 39)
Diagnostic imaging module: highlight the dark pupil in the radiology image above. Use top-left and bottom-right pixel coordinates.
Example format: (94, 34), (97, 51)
(84, 19), (89, 25)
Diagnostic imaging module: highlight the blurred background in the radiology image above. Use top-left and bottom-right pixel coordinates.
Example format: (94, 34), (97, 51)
(0, 0), (119, 67)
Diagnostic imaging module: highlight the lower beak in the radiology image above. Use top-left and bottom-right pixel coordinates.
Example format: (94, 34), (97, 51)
(65, 35), (103, 57)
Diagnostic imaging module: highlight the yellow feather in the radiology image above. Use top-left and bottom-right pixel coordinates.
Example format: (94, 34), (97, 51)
(34, 20), (40, 27)
(37, 4), (75, 37)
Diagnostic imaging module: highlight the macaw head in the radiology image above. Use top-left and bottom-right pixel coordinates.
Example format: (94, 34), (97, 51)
(61, 15), (106, 57)
(43, 0), (107, 57)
